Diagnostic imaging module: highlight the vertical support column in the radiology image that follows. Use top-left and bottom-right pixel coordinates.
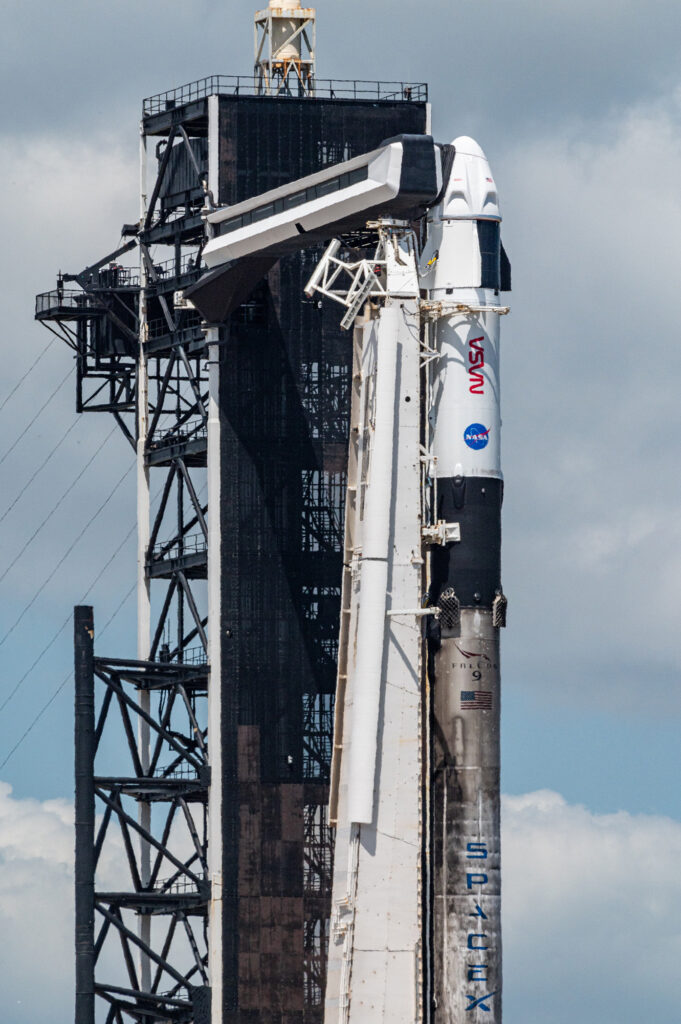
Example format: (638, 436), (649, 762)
(177, 468), (185, 660)
(136, 121), (152, 997)
(74, 605), (95, 1024)
(206, 93), (222, 1018)
(137, 121), (151, 656)
(328, 317), (364, 826)
(309, 15), (316, 94)
(206, 326), (222, 1018)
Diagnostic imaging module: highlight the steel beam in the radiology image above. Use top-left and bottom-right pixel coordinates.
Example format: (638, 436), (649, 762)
(75, 605), (96, 1024)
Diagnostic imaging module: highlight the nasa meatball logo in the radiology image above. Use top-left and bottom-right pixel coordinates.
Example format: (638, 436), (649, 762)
(464, 423), (490, 450)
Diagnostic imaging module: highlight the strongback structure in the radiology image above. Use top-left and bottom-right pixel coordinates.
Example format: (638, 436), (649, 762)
(36, 23), (429, 1023)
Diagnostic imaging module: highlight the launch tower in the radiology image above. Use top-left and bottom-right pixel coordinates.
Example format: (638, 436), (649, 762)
(36, 4), (512, 1022)
(36, 5), (429, 1022)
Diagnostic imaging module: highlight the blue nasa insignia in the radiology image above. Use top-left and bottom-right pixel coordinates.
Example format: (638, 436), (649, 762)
(464, 423), (490, 450)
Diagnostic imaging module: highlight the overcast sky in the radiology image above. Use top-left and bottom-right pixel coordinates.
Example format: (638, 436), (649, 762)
(1, 1), (680, 1022)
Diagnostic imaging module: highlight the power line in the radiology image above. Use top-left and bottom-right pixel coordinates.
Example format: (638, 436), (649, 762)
(0, 336), (56, 416)
(0, 580), (137, 772)
(0, 415), (80, 524)
(0, 466), (176, 715)
(0, 477), (207, 768)
(0, 519), (137, 714)
(100, 580), (136, 635)
(0, 473), (173, 712)
(0, 673), (71, 772)
(0, 459), (134, 647)
(0, 423), (119, 586)
(0, 363), (72, 469)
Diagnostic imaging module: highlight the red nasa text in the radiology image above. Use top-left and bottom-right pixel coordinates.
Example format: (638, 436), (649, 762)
(468, 336), (485, 394)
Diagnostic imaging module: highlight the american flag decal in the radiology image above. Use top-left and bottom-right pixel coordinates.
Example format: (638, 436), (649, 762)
(460, 690), (493, 710)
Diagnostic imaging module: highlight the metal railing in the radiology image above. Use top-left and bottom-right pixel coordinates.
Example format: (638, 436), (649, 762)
(148, 251), (202, 282)
(148, 422), (207, 451)
(154, 762), (201, 780)
(144, 76), (428, 115)
(151, 532), (207, 564)
(155, 874), (206, 896)
(179, 644), (208, 667)
(92, 266), (140, 289)
(35, 289), (107, 317)
(147, 311), (202, 340)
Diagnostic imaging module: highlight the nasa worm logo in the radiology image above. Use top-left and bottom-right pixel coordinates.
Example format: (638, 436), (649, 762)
(464, 423), (490, 450)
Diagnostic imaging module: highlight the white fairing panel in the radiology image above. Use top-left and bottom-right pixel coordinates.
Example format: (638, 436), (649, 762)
(420, 219), (481, 290)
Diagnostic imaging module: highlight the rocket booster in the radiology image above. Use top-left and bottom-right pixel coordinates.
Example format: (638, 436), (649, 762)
(422, 137), (507, 1023)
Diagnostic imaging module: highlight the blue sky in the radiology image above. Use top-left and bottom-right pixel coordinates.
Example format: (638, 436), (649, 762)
(0, 1), (680, 1021)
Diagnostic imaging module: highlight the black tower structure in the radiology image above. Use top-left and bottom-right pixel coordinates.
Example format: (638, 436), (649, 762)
(37, 73), (428, 1024)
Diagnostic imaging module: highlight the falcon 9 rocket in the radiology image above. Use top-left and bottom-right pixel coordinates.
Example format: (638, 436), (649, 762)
(421, 136), (507, 1022)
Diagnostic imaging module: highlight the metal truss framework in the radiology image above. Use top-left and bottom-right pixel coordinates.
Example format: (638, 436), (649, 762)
(37, 86), (342, 1024)
(40, 101), (214, 1024)
(76, 605), (210, 1023)
(38, 78), (429, 1024)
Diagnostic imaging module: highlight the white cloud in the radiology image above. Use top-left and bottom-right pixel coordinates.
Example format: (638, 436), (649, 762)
(0, 782), (74, 1021)
(0, 781), (205, 1023)
(1, 783), (679, 1024)
(503, 790), (681, 1023)
(0, 781), (136, 1022)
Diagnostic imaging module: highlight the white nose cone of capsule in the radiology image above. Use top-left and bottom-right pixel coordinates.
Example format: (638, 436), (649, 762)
(421, 136), (503, 479)
(420, 136), (501, 292)
(440, 135), (499, 219)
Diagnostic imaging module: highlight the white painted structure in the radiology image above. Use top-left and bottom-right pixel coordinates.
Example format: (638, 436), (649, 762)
(203, 137), (439, 268)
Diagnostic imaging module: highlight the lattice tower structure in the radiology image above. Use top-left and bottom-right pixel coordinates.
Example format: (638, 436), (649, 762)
(36, 75), (429, 1024)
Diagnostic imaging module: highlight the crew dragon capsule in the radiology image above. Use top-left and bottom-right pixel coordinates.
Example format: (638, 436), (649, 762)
(420, 137), (509, 1023)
